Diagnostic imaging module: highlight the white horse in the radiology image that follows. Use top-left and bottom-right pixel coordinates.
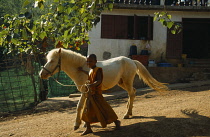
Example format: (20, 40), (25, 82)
(39, 48), (168, 130)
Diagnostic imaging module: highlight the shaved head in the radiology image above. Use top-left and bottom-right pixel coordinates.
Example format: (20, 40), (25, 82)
(87, 54), (97, 61)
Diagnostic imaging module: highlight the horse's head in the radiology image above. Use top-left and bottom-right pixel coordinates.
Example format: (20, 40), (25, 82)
(39, 48), (62, 79)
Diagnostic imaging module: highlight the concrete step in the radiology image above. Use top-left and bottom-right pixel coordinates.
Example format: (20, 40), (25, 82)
(185, 59), (210, 68)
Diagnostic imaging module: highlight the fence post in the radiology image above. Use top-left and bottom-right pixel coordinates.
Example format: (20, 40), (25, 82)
(31, 74), (38, 103)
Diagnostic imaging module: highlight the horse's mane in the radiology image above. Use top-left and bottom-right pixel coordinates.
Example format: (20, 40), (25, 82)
(47, 48), (86, 66)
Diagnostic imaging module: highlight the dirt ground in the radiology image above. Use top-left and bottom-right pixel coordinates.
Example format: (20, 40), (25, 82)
(0, 85), (210, 137)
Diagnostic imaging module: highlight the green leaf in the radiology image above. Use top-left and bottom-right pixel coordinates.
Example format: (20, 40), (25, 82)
(167, 21), (174, 29)
(40, 31), (47, 39)
(159, 18), (164, 24)
(167, 14), (172, 20)
(18, 48), (23, 53)
(160, 11), (167, 16)
(64, 30), (69, 39)
(108, 3), (113, 9)
(0, 38), (3, 45)
(63, 42), (68, 48)
(153, 15), (157, 21)
(57, 5), (64, 12)
(154, 12), (159, 15)
(22, 0), (30, 7)
(67, 7), (72, 14)
(11, 38), (18, 44)
(171, 30), (176, 34)
(83, 17), (88, 22)
(80, 8), (85, 14)
(38, 1), (44, 9)
(14, 29), (19, 34)
(69, 0), (75, 3)
(22, 28), (28, 40)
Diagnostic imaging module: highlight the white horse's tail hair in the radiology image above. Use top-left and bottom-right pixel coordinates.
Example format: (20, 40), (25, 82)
(133, 60), (169, 92)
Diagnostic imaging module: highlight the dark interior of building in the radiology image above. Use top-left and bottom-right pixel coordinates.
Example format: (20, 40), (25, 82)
(183, 18), (210, 59)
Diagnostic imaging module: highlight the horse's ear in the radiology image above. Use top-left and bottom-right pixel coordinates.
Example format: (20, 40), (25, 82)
(58, 48), (61, 54)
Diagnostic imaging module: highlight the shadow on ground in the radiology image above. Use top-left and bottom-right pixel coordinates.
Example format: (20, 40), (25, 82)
(91, 109), (210, 137)
(181, 85), (210, 92)
(34, 98), (77, 112)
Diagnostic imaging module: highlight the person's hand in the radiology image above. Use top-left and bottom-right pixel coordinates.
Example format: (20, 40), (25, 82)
(86, 84), (93, 88)
(86, 84), (95, 95)
(85, 84), (95, 95)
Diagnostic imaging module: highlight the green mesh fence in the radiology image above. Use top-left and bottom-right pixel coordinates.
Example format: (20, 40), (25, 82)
(0, 56), (40, 113)
(0, 55), (77, 113)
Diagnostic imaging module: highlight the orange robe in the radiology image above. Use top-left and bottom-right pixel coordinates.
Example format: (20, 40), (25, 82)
(82, 67), (118, 128)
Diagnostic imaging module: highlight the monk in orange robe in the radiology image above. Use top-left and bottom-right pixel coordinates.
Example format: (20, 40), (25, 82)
(78, 54), (121, 135)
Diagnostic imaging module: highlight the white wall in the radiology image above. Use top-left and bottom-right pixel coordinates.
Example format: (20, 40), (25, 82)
(88, 9), (210, 61)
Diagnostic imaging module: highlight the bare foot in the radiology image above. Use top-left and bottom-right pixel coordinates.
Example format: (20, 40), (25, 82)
(114, 120), (121, 130)
(81, 129), (93, 136)
(74, 126), (79, 131)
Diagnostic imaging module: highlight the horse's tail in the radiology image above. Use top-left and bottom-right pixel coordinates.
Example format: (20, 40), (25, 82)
(133, 60), (169, 92)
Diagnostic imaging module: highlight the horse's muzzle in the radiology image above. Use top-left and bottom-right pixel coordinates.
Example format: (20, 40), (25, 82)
(39, 70), (50, 79)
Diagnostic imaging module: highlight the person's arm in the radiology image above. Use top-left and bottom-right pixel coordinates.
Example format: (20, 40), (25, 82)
(78, 67), (89, 75)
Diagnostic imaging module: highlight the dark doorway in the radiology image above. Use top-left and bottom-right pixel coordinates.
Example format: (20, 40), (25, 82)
(183, 18), (210, 59)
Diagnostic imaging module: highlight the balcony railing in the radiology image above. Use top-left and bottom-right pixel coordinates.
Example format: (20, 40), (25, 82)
(110, 0), (210, 7)
(110, 0), (210, 11)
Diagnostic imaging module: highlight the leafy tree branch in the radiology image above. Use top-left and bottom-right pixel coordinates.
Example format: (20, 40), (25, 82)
(154, 11), (182, 34)
(0, 0), (113, 55)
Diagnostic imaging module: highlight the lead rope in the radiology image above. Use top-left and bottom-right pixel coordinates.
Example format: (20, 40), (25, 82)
(51, 76), (90, 93)
(51, 76), (78, 87)
(52, 76), (108, 95)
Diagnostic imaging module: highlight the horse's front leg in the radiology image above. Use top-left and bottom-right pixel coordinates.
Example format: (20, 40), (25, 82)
(74, 93), (86, 130)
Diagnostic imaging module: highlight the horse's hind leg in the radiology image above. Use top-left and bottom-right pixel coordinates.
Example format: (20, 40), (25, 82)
(118, 78), (136, 119)
(125, 87), (136, 119)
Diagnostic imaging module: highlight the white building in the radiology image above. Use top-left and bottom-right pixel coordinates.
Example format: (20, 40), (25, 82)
(88, 0), (210, 67)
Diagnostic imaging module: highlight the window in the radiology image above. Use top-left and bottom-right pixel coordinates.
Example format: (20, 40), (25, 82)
(101, 15), (153, 40)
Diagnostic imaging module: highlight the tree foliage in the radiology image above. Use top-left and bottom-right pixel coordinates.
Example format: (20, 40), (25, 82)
(0, 0), (113, 55)
(0, 0), (26, 16)
(0, 0), (179, 55)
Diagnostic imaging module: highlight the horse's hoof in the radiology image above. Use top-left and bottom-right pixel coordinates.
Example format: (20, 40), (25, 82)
(123, 114), (133, 119)
(123, 115), (130, 119)
(74, 126), (79, 131)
